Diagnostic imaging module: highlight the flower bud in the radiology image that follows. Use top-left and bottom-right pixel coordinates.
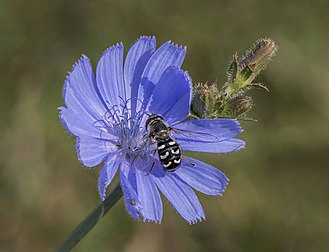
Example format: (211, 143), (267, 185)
(238, 38), (278, 84)
(227, 95), (253, 117)
(191, 81), (220, 118)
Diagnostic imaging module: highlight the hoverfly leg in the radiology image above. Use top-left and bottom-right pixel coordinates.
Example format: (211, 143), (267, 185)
(146, 161), (156, 176)
(131, 153), (139, 167)
(182, 156), (196, 167)
(146, 149), (157, 176)
(178, 144), (196, 167)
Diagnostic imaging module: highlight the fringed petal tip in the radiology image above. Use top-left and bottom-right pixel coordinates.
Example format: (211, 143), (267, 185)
(126, 209), (141, 221)
(216, 118), (244, 135)
(164, 40), (187, 52)
(217, 139), (245, 154)
(99, 193), (106, 201)
(98, 178), (114, 202)
(58, 107), (75, 136)
(100, 42), (124, 58)
(163, 40), (187, 55)
(75, 137), (84, 165)
(98, 176), (108, 201)
(62, 54), (91, 100)
(188, 216), (206, 225)
(232, 139), (246, 152)
(120, 173), (143, 220)
(233, 118), (244, 134)
(215, 173), (229, 195)
(62, 80), (68, 101)
(183, 70), (192, 85)
(139, 35), (156, 42)
(143, 218), (162, 224)
(162, 66), (192, 83)
(98, 185), (106, 201)
(217, 182), (228, 195)
(215, 139), (245, 155)
(58, 107), (68, 129)
(219, 180), (229, 195)
(70, 54), (90, 74)
(183, 70), (193, 105)
(127, 203), (143, 221)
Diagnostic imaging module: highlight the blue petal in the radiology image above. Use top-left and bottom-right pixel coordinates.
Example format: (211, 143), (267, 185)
(174, 157), (229, 196)
(76, 136), (116, 167)
(174, 118), (245, 153)
(98, 152), (121, 200)
(63, 55), (107, 121)
(96, 43), (125, 108)
(59, 107), (95, 137)
(180, 138), (245, 153)
(120, 161), (143, 220)
(59, 107), (113, 140)
(139, 41), (186, 109)
(175, 118), (243, 142)
(63, 87), (97, 125)
(135, 157), (163, 223)
(148, 67), (192, 125)
(123, 36), (156, 111)
(152, 162), (205, 224)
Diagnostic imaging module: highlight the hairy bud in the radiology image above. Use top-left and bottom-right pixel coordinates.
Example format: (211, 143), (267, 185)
(238, 38), (278, 85)
(227, 95), (253, 117)
(191, 81), (220, 118)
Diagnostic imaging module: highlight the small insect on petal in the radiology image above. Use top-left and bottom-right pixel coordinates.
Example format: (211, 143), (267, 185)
(145, 114), (182, 172)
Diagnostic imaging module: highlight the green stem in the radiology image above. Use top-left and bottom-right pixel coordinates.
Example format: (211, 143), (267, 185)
(55, 184), (123, 252)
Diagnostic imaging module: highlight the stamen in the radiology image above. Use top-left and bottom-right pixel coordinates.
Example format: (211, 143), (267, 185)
(93, 99), (151, 158)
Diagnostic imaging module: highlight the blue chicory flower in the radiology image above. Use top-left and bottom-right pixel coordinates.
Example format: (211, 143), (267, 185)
(59, 36), (245, 224)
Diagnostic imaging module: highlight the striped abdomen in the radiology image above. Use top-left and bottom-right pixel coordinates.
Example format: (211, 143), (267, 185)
(157, 137), (181, 172)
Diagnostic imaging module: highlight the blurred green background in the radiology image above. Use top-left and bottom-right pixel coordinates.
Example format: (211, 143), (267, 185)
(1, 0), (328, 251)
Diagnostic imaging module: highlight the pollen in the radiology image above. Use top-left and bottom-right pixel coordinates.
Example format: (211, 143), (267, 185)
(130, 199), (136, 205)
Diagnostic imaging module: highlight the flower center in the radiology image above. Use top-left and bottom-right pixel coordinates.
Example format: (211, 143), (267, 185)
(95, 99), (149, 158)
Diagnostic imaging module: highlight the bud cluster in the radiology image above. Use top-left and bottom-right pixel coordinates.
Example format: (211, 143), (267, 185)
(191, 38), (277, 119)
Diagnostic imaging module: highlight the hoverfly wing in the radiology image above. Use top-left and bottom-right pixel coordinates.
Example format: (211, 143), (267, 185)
(169, 127), (220, 143)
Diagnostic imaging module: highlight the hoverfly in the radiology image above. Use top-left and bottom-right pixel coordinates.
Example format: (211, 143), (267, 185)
(145, 114), (182, 172)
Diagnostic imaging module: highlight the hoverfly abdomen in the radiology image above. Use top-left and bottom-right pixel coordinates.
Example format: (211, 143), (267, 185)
(157, 137), (181, 172)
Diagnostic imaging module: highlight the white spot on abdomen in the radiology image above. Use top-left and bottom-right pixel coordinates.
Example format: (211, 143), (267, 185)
(158, 144), (166, 150)
(163, 161), (172, 168)
(173, 159), (181, 164)
(171, 149), (179, 155)
(160, 151), (169, 160)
